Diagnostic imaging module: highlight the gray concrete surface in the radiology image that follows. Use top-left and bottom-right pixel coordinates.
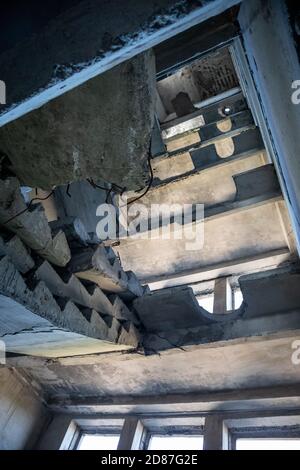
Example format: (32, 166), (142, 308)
(0, 51), (156, 191)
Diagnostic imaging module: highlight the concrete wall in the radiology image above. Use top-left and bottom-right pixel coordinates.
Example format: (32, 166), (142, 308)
(239, 0), (300, 251)
(0, 368), (49, 450)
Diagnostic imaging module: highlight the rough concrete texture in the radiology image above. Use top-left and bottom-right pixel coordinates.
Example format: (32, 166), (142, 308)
(21, 334), (300, 415)
(0, 233), (34, 273)
(0, 256), (138, 353)
(0, 50), (156, 190)
(0, 176), (71, 266)
(35, 259), (114, 316)
(69, 244), (145, 299)
(0, 294), (131, 357)
(34, 258), (140, 330)
(109, 295), (140, 326)
(0, 368), (49, 450)
(134, 286), (214, 331)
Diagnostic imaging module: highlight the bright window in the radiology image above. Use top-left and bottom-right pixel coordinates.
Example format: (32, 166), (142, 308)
(233, 288), (243, 309)
(77, 434), (120, 450)
(148, 435), (203, 450)
(197, 295), (214, 313)
(236, 438), (300, 450)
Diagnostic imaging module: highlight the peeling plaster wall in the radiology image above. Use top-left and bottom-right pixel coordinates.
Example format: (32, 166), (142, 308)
(0, 368), (49, 450)
(239, 0), (300, 251)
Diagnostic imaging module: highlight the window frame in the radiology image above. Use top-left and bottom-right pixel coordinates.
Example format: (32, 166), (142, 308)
(229, 425), (300, 450)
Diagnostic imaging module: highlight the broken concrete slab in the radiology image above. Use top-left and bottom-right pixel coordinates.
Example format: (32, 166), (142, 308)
(0, 50), (156, 191)
(133, 286), (214, 332)
(138, 267), (300, 351)
(0, 176), (71, 266)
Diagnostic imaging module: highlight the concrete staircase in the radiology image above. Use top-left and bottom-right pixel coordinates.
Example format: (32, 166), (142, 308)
(115, 90), (297, 290)
(0, 173), (144, 357)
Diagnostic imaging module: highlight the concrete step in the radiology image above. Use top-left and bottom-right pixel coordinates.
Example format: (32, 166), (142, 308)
(161, 91), (247, 141)
(34, 259), (113, 315)
(0, 255), (139, 349)
(68, 244), (145, 300)
(151, 127), (264, 186)
(164, 109), (254, 154)
(0, 176), (71, 266)
(33, 258), (140, 328)
(0, 294), (131, 358)
(0, 232), (34, 273)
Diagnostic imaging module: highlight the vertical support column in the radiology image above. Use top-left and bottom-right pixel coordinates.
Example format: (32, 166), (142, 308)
(213, 277), (228, 314)
(117, 417), (144, 450)
(203, 416), (228, 450)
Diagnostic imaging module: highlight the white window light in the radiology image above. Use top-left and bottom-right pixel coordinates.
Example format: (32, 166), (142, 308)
(77, 434), (120, 450)
(148, 435), (203, 451)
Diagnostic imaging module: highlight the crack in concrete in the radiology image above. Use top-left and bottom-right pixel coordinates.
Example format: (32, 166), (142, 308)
(0, 326), (66, 338)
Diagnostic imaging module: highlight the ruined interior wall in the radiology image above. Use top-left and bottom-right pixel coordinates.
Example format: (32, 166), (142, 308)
(239, 0), (300, 252)
(0, 368), (50, 450)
